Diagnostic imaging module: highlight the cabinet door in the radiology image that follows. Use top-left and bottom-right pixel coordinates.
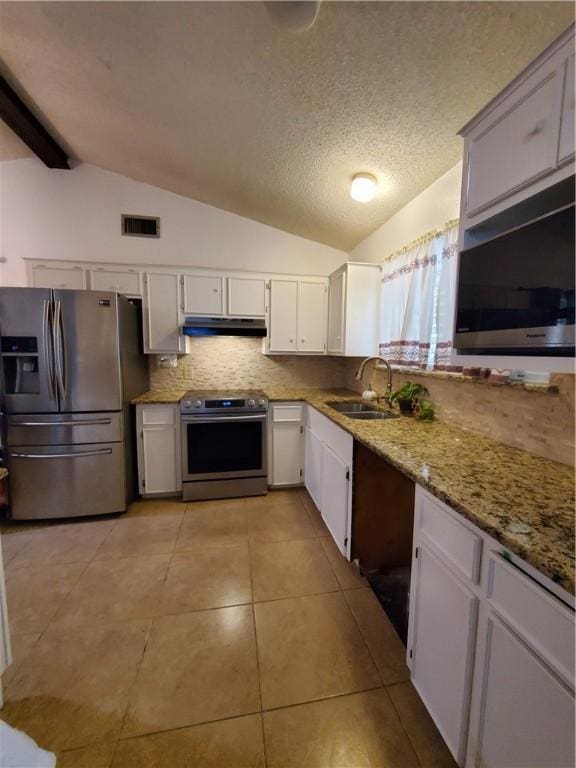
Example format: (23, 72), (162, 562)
(304, 427), (322, 510)
(558, 55), (575, 164)
(328, 271), (345, 354)
(271, 421), (303, 486)
(466, 63), (563, 216)
(410, 543), (478, 764)
(269, 280), (298, 352)
(182, 274), (224, 316)
(143, 273), (183, 353)
(474, 613), (575, 768)
(228, 277), (266, 318)
(32, 265), (85, 289)
(320, 442), (350, 555)
(137, 406), (180, 495)
(297, 281), (326, 353)
(89, 269), (141, 296)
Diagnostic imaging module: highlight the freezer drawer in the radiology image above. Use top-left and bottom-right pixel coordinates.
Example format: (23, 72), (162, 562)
(7, 442), (126, 520)
(7, 412), (123, 446)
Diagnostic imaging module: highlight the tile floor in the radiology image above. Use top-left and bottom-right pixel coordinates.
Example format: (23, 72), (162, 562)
(0, 489), (456, 767)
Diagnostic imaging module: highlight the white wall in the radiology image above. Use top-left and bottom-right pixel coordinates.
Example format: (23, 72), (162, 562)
(0, 158), (347, 286)
(351, 162), (462, 262)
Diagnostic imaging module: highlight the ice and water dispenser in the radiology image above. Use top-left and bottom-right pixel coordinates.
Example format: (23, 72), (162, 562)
(1, 337), (41, 395)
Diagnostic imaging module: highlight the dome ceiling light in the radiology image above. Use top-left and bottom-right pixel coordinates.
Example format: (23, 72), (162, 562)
(350, 173), (377, 203)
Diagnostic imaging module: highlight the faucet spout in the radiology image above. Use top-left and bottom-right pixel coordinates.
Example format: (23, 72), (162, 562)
(355, 355), (393, 400)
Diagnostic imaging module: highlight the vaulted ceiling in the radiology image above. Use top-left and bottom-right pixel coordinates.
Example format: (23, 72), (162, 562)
(0, 1), (573, 250)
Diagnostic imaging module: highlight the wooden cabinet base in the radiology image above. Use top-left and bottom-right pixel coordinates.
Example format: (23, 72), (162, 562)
(352, 442), (414, 570)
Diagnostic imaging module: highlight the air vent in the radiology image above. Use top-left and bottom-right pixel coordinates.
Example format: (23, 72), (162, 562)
(121, 214), (160, 238)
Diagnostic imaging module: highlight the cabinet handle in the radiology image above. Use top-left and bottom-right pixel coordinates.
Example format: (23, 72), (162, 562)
(289, 338), (294, 343)
(213, 288), (219, 293)
(526, 119), (545, 138)
(301, 339), (305, 343)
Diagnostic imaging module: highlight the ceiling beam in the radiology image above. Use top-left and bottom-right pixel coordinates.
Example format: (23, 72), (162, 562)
(0, 75), (69, 169)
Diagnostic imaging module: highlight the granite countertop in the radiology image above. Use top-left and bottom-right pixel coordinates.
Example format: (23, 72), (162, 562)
(263, 387), (575, 595)
(0, 468), (7, 481)
(132, 389), (188, 405)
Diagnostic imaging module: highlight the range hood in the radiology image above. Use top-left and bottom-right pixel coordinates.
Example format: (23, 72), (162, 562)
(182, 317), (267, 337)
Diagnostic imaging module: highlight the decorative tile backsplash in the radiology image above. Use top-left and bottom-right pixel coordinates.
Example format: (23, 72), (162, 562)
(344, 360), (575, 467)
(150, 339), (574, 467)
(149, 337), (348, 391)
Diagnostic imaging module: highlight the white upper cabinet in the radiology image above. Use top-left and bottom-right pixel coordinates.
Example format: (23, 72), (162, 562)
(268, 279), (298, 352)
(558, 54), (575, 165)
(182, 274), (224, 316)
(460, 26), (575, 225)
(143, 272), (187, 354)
(89, 268), (142, 296)
(32, 264), (85, 290)
(465, 59), (563, 216)
(297, 281), (327, 353)
(328, 269), (345, 354)
(227, 277), (266, 318)
(328, 263), (380, 357)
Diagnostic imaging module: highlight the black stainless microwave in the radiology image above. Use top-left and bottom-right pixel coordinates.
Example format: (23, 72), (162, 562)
(454, 204), (575, 356)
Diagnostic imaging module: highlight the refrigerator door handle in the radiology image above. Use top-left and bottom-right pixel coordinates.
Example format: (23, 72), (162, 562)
(43, 299), (56, 401)
(53, 300), (67, 400)
(11, 448), (113, 460)
(13, 418), (112, 427)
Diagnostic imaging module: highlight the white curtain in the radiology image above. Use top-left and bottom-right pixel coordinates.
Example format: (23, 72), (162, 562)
(379, 222), (459, 369)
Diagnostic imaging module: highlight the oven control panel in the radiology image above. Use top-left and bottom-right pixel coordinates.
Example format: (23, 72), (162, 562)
(180, 392), (268, 414)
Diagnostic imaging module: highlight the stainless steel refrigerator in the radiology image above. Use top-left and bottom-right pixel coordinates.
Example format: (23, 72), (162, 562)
(0, 288), (148, 520)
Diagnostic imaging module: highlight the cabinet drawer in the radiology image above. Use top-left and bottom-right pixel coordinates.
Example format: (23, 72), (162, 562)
(417, 488), (482, 584)
(488, 553), (575, 685)
(141, 406), (176, 426)
(272, 404), (303, 423)
(90, 269), (141, 296)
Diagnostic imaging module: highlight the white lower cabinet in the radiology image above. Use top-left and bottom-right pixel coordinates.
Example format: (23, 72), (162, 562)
(409, 486), (575, 768)
(136, 404), (181, 496)
(409, 541), (478, 764)
(305, 407), (352, 556)
(304, 426), (322, 509)
(472, 613), (574, 768)
(269, 403), (304, 487)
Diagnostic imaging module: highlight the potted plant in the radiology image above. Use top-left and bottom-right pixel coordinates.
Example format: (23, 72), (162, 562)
(389, 381), (432, 418)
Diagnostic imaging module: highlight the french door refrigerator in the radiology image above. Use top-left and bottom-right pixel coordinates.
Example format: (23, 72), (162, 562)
(0, 288), (148, 520)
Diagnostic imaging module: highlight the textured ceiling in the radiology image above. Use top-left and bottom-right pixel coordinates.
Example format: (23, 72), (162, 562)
(0, 2), (574, 250)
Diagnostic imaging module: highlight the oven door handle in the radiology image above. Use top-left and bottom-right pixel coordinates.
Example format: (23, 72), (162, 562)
(181, 414), (267, 423)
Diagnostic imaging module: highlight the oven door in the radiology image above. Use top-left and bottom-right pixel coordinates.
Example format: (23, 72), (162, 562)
(182, 413), (267, 482)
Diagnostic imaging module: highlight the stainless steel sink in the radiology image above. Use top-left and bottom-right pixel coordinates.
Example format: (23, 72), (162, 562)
(325, 401), (374, 412)
(325, 401), (400, 420)
(347, 411), (399, 420)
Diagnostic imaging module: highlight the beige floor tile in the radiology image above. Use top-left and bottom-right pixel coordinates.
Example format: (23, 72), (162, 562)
(320, 535), (368, 589)
(1, 529), (35, 566)
(6, 519), (116, 569)
(251, 538), (339, 602)
(178, 501), (251, 549)
(255, 592), (381, 710)
(5, 562), (87, 634)
(2, 618), (151, 752)
(95, 514), (183, 560)
(2, 632), (41, 687)
(388, 682), (458, 768)
(244, 489), (305, 510)
(123, 606), (260, 737)
(58, 740), (118, 768)
(263, 688), (420, 768)
(247, 501), (317, 544)
(50, 555), (171, 629)
(344, 588), (410, 685)
(125, 498), (187, 518)
(161, 544), (252, 613)
(113, 714), (265, 767)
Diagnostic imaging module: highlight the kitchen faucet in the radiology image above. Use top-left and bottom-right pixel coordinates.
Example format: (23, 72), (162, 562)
(355, 355), (394, 402)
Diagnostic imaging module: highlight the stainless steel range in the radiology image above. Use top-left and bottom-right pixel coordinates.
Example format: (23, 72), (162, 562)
(180, 390), (268, 501)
